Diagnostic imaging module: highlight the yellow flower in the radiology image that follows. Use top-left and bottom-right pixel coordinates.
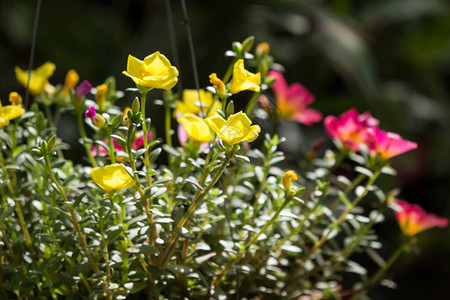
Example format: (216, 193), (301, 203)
(122, 52), (179, 90)
(229, 59), (261, 94)
(0, 100), (25, 129)
(15, 62), (56, 95)
(283, 170), (298, 191)
(177, 113), (212, 144)
(95, 84), (108, 107)
(205, 111), (260, 146)
(89, 163), (135, 192)
(209, 73), (225, 95)
(62, 69), (79, 96)
(174, 89), (221, 118)
(9, 92), (22, 106)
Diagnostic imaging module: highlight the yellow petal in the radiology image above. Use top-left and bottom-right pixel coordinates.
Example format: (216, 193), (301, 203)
(229, 59), (261, 94)
(225, 111), (252, 133)
(177, 113), (212, 144)
(0, 117), (9, 129)
(240, 125), (261, 143)
(14, 62), (55, 95)
(205, 114), (226, 136)
(0, 105), (25, 121)
(126, 55), (145, 78)
(89, 164), (135, 192)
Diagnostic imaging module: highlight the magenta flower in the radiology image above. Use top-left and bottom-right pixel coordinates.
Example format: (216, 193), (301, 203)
(394, 199), (448, 236)
(324, 108), (379, 151)
(85, 106), (96, 119)
(268, 70), (322, 125)
(366, 127), (417, 159)
(75, 80), (92, 99)
(84, 106), (105, 128)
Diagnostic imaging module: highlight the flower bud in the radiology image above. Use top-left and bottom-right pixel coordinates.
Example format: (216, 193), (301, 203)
(209, 73), (225, 95)
(132, 97), (140, 113)
(85, 106), (105, 128)
(256, 42), (270, 57)
(226, 100), (234, 117)
(241, 36), (255, 53)
(63, 69), (79, 96)
(283, 170), (298, 191)
(95, 83), (108, 108)
(9, 92), (23, 106)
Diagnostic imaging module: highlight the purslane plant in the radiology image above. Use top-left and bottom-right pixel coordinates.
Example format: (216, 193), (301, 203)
(0, 37), (447, 299)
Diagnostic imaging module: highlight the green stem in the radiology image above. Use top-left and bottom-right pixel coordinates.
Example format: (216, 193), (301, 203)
(164, 100), (172, 148)
(244, 91), (261, 116)
(158, 149), (236, 268)
(367, 242), (408, 286)
(44, 104), (63, 159)
(347, 242), (409, 299)
(107, 128), (116, 164)
(304, 170), (382, 263)
(99, 215), (113, 300)
(76, 110), (97, 167)
(125, 125), (160, 253)
(140, 90), (153, 187)
(43, 154), (100, 274)
(223, 58), (238, 84)
(0, 155), (33, 250)
(274, 189), (328, 254)
(211, 194), (293, 286)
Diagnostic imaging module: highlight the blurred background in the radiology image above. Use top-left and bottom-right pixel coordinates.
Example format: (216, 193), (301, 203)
(1, 0), (449, 298)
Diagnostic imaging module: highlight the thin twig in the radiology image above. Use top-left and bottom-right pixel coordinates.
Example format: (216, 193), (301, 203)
(24, 0), (42, 108)
(180, 0), (203, 117)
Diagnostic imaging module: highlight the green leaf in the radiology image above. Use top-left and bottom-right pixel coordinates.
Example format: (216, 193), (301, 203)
(148, 148), (162, 164)
(110, 134), (126, 143)
(61, 174), (77, 187)
(178, 227), (195, 239)
(185, 176), (204, 191)
(106, 225), (123, 243)
(133, 148), (147, 160)
(124, 281), (148, 294)
(127, 244), (158, 255)
(338, 191), (352, 208)
(166, 264), (193, 274)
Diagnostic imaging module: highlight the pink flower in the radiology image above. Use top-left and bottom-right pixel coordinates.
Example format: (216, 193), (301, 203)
(268, 70), (322, 125)
(324, 108), (379, 151)
(366, 127), (417, 159)
(394, 199), (448, 236)
(91, 132), (152, 161)
(75, 80), (92, 99)
(85, 106), (96, 119)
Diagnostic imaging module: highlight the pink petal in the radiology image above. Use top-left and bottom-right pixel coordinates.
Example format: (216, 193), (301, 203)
(287, 83), (315, 106)
(268, 70), (288, 100)
(294, 108), (322, 126)
(177, 123), (188, 146)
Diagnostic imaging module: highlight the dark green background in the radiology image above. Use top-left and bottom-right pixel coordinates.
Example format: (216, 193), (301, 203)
(1, 1), (449, 299)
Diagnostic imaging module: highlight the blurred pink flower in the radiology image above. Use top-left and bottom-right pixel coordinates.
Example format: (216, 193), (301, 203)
(75, 80), (92, 99)
(324, 108), (379, 151)
(91, 132), (152, 161)
(268, 70), (322, 125)
(367, 127), (417, 159)
(394, 199), (448, 236)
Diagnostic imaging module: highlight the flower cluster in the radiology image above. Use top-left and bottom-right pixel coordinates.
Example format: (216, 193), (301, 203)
(1, 37), (446, 300)
(325, 108), (418, 159)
